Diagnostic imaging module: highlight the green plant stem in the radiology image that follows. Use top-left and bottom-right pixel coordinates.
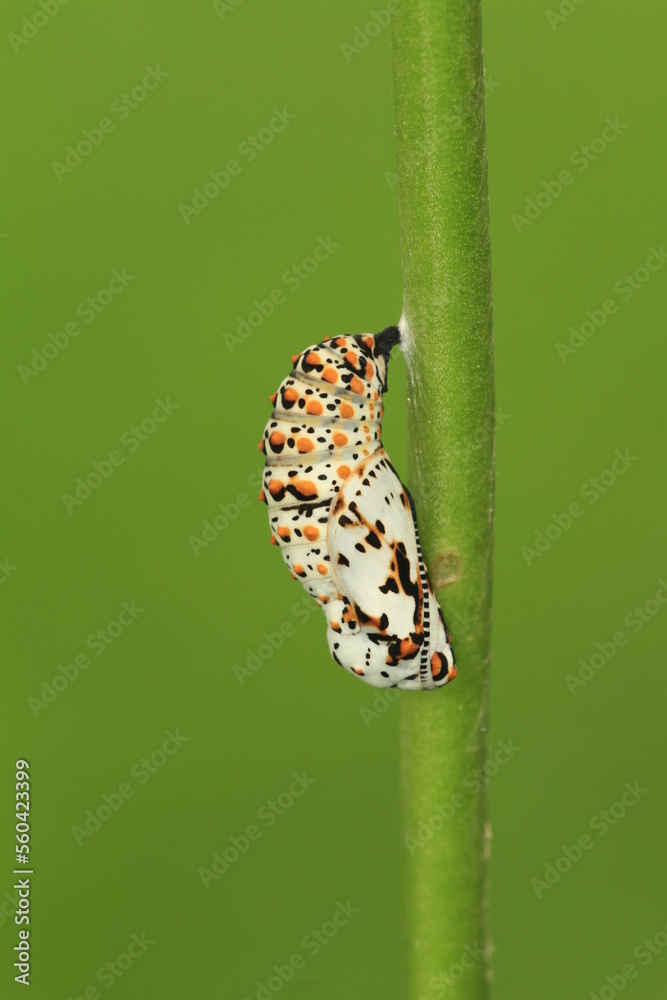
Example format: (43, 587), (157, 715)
(391, 3), (495, 998)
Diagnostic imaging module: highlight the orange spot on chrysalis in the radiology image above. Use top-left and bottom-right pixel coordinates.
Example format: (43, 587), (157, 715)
(295, 480), (317, 497)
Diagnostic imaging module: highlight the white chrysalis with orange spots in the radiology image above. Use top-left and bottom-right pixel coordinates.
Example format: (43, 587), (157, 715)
(259, 328), (456, 690)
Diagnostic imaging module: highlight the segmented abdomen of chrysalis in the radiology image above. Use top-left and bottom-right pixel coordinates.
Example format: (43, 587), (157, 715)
(259, 329), (399, 605)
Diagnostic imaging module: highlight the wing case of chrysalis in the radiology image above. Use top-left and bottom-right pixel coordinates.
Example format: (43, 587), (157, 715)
(259, 328), (456, 690)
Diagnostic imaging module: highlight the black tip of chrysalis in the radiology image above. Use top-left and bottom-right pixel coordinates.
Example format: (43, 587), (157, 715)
(374, 326), (401, 359)
(372, 326), (401, 394)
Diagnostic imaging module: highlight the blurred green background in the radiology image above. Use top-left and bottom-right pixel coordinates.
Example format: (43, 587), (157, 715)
(2, 1), (666, 997)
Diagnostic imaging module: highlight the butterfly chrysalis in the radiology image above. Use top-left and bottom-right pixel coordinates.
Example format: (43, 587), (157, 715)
(259, 328), (456, 690)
